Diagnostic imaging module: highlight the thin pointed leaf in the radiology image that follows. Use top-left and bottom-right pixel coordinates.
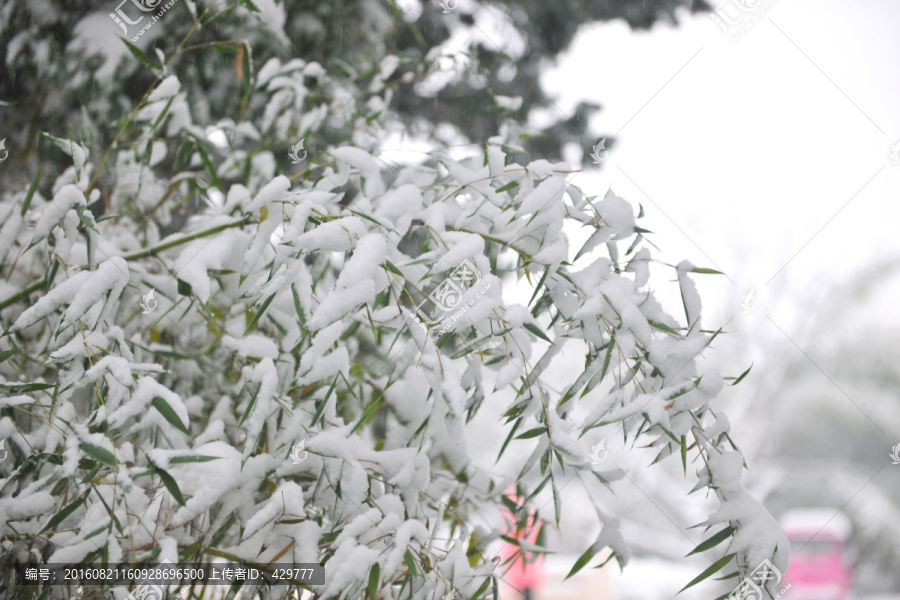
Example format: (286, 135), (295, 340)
(155, 466), (186, 505)
(121, 38), (160, 74)
(244, 292), (276, 335)
(523, 322), (552, 344)
(515, 427), (546, 440)
(678, 553), (736, 593)
(151, 396), (190, 435)
(168, 455), (222, 464)
(403, 550), (417, 577)
(80, 442), (117, 468)
(41, 490), (89, 533)
(729, 363), (753, 386)
(689, 267), (724, 275)
(687, 526), (734, 557)
(21, 165), (42, 217)
(368, 563), (380, 599)
(565, 544), (598, 580)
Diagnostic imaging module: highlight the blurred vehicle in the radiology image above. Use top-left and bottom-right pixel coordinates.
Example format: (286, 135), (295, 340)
(781, 509), (854, 600)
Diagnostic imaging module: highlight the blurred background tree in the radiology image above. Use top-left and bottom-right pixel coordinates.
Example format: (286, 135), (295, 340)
(0, 0), (711, 183)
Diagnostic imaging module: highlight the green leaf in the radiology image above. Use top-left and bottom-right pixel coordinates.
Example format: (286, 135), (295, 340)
(168, 455), (222, 464)
(238, 0), (262, 11)
(0, 348), (19, 364)
(174, 141), (195, 170)
(351, 395), (385, 435)
(496, 181), (519, 193)
(244, 292), (275, 335)
(649, 320), (680, 336)
(75, 204), (99, 233)
(678, 553), (735, 593)
(195, 142), (222, 192)
(367, 563), (380, 599)
(689, 267), (724, 275)
(209, 43), (238, 53)
(559, 359), (601, 410)
(403, 550), (417, 577)
(310, 376), (337, 428)
(155, 466), (186, 505)
(528, 267), (550, 308)
(565, 543), (598, 580)
(680, 435), (687, 474)
(496, 417), (522, 462)
(149, 95), (175, 133)
(177, 278), (193, 296)
(21, 165), (42, 217)
(42, 490), (89, 533)
(150, 396), (190, 435)
(45, 258), (60, 291)
(515, 427), (547, 440)
(239, 382), (261, 426)
(239, 41), (253, 111)
(121, 38), (160, 74)
(728, 363), (753, 386)
(383, 260), (403, 275)
(581, 332), (615, 400)
(523, 322), (552, 344)
(290, 283), (307, 326)
(687, 526), (734, 557)
(80, 442), (117, 468)
(0, 382), (53, 393)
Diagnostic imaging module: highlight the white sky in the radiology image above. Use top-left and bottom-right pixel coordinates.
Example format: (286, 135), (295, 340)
(540, 0), (900, 345)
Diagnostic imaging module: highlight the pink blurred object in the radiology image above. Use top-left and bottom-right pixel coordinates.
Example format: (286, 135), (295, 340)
(780, 509), (854, 600)
(499, 489), (546, 594)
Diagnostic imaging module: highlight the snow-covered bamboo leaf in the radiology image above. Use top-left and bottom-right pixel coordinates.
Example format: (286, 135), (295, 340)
(80, 442), (117, 468)
(154, 466), (186, 505)
(41, 490), (89, 533)
(150, 396), (190, 435)
(678, 553), (736, 593)
(686, 526), (734, 557)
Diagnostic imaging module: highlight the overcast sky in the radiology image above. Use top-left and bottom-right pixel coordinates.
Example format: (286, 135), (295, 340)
(541, 0), (900, 344)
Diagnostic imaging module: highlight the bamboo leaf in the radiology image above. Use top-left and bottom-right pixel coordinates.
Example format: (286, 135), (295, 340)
(121, 39), (160, 74)
(515, 427), (546, 440)
(21, 165), (42, 217)
(686, 526), (734, 557)
(367, 563), (380, 599)
(678, 553), (736, 593)
(80, 442), (117, 468)
(689, 267), (724, 275)
(649, 320), (680, 336)
(195, 142), (222, 192)
(0, 348), (19, 364)
(403, 550), (417, 577)
(728, 363), (753, 386)
(41, 490), (89, 533)
(528, 267), (550, 308)
(290, 283), (306, 326)
(565, 543), (598, 580)
(496, 417), (522, 462)
(239, 0), (262, 11)
(0, 382), (53, 393)
(154, 466), (186, 505)
(523, 322), (552, 344)
(244, 292), (276, 335)
(150, 396), (190, 435)
(168, 455), (222, 464)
